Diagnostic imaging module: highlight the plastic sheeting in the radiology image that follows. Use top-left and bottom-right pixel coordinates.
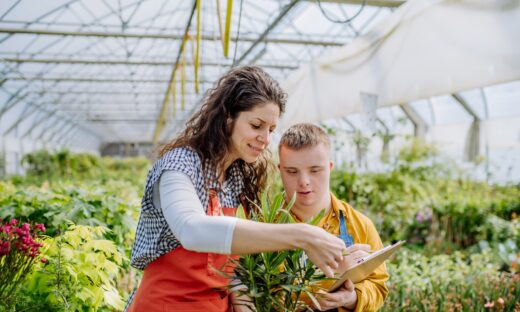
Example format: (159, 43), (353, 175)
(280, 0), (520, 128)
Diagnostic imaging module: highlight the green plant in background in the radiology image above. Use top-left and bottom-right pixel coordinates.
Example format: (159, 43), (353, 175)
(13, 224), (126, 312)
(382, 249), (520, 311)
(229, 192), (327, 312)
(0, 180), (141, 310)
(15, 149), (150, 190)
(351, 130), (371, 168)
(0, 181), (139, 252)
(330, 138), (520, 254)
(1, 145), (519, 310)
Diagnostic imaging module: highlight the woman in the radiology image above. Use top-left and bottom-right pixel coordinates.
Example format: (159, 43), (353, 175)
(126, 66), (347, 311)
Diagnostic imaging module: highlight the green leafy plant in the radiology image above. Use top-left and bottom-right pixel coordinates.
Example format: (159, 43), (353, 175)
(18, 223), (126, 312)
(229, 192), (327, 312)
(0, 181), (139, 255)
(382, 249), (520, 311)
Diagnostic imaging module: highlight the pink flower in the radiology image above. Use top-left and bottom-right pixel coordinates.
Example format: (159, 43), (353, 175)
(34, 224), (46, 233)
(9, 219), (17, 226)
(2, 225), (11, 234)
(484, 301), (494, 308)
(0, 241), (10, 256)
(40, 258), (47, 264)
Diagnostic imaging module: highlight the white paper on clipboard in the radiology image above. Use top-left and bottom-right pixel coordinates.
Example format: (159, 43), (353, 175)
(328, 240), (405, 292)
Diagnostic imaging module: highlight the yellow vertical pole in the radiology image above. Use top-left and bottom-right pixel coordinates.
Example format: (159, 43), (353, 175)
(194, 0), (201, 93)
(171, 69), (177, 119)
(223, 0), (233, 57)
(181, 35), (186, 112)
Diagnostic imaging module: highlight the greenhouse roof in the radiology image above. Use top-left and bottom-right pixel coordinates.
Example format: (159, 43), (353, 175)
(0, 0), (519, 182)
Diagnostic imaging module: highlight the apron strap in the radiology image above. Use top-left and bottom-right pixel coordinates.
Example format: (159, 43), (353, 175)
(339, 211), (354, 247)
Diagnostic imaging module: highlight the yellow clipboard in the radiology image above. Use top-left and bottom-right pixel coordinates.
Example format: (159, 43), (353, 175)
(328, 240), (405, 292)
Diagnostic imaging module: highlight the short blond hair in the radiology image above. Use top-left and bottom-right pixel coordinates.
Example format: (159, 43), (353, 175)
(279, 123), (331, 151)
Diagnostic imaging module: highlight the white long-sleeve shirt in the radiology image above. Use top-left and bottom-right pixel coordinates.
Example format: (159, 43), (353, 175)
(152, 170), (237, 254)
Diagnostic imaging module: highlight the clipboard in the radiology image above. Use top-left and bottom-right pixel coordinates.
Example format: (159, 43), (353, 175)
(328, 240), (405, 292)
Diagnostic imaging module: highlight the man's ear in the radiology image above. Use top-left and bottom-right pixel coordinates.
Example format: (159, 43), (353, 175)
(329, 160), (334, 170)
(277, 163), (281, 171)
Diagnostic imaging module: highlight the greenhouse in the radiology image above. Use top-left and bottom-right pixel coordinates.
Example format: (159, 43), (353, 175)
(0, 0), (519, 311)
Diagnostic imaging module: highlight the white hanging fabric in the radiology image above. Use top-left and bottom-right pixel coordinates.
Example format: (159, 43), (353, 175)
(280, 0), (520, 129)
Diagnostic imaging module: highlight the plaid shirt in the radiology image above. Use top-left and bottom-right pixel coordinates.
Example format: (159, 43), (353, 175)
(130, 147), (245, 270)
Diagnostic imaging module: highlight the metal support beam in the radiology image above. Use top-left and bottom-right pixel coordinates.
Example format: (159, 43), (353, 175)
(452, 93), (480, 120)
(5, 76), (169, 83)
(2, 104), (38, 136)
(28, 90), (170, 96)
(0, 91), (29, 118)
(40, 118), (67, 143)
(87, 119), (158, 122)
(48, 120), (73, 144)
(21, 110), (57, 139)
(0, 27), (343, 46)
(452, 93), (481, 162)
(341, 117), (356, 131)
(58, 127), (80, 147)
(55, 122), (77, 146)
(234, 0), (300, 65)
(37, 115), (66, 141)
(311, 0), (405, 7)
(1, 89), (102, 140)
(399, 103), (427, 139)
(2, 57), (299, 70)
(4, 76), (203, 84)
(152, 0), (197, 144)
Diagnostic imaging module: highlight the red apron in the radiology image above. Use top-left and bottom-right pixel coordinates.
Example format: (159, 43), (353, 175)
(128, 190), (239, 312)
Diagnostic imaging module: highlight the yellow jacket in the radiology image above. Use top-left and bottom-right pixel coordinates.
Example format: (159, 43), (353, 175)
(304, 193), (389, 311)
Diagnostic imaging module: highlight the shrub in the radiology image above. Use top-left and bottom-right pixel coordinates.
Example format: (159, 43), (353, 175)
(382, 249), (520, 311)
(13, 224), (126, 311)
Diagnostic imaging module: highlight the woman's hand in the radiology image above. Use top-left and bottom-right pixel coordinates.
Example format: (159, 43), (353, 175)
(300, 224), (347, 278)
(229, 291), (256, 312)
(336, 243), (371, 273)
(313, 279), (357, 311)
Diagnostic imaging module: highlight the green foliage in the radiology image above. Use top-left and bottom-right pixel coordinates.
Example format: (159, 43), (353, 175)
(231, 192), (327, 312)
(1, 144), (518, 310)
(21, 150), (101, 182)
(10, 224), (126, 312)
(330, 139), (520, 257)
(0, 180), (140, 257)
(15, 149), (149, 190)
(382, 249), (520, 311)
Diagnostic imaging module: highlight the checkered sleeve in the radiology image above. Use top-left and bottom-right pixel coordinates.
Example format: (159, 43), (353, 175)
(129, 147), (205, 270)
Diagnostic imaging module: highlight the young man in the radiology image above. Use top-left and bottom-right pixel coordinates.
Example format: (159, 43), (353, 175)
(278, 123), (389, 312)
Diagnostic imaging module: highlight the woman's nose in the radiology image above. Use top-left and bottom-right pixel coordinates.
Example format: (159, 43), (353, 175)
(257, 129), (270, 145)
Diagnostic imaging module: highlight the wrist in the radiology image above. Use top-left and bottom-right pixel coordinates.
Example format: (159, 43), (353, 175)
(343, 289), (357, 310)
(291, 223), (313, 250)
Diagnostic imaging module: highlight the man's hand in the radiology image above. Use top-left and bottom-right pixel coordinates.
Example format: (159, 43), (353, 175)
(313, 279), (357, 311)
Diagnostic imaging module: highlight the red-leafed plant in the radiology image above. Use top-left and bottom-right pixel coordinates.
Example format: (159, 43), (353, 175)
(0, 218), (46, 303)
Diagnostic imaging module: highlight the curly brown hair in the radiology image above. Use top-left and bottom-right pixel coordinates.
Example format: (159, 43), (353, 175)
(160, 66), (286, 205)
